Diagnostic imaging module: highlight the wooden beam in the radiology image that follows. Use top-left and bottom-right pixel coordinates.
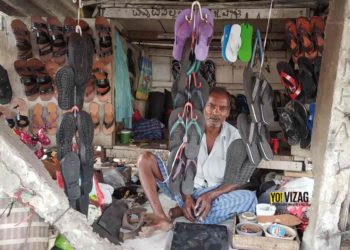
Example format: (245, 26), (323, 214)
(94, 0), (317, 8)
(257, 160), (303, 171)
(0, 0), (24, 16)
(103, 7), (308, 20)
(302, 0), (350, 249)
(29, 0), (76, 17)
(1, 0), (50, 16)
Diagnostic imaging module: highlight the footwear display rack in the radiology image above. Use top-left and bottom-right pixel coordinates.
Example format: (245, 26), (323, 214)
(0, 16), (115, 147)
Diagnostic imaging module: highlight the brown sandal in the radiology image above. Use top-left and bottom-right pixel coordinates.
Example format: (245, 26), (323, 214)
(103, 102), (115, 135)
(95, 17), (113, 65)
(11, 19), (33, 60)
(14, 59), (39, 101)
(31, 16), (53, 62)
(28, 58), (54, 101)
(84, 75), (96, 102)
(296, 17), (317, 60)
(47, 17), (67, 65)
(93, 60), (111, 102)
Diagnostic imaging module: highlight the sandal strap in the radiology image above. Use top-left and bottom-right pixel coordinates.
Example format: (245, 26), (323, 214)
(99, 36), (112, 48)
(13, 29), (30, 37)
(64, 25), (75, 34)
(39, 84), (54, 95)
(96, 25), (111, 33)
(16, 114), (30, 128)
(39, 44), (52, 56)
(21, 76), (36, 86)
(53, 48), (67, 57)
(37, 75), (51, 85)
(48, 24), (63, 33)
(16, 39), (32, 51)
(25, 85), (39, 96)
(99, 48), (113, 58)
(103, 119), (114, 129)
(35, 31), (51, 44)
(96, 78), (110, 88)
(32, 22), (48, 30)
(97, 85), (111, 96)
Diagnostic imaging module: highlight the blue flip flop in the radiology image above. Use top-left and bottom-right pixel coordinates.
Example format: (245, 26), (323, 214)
(221, 24), (231, 62)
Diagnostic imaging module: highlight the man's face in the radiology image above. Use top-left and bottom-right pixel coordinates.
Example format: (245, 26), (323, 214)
(204, 92), (230, 128)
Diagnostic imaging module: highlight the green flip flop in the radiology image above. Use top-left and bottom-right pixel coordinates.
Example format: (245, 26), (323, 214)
(238, 23), (254, 63)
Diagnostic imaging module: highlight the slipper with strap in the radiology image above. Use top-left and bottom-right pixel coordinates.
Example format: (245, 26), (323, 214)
(47, 17), (67, 65)
(168, 107), (187, 151)
(14, 59), (39, 101)
(173, 9), (192, 61)
(31, 103), (45, 135)
(95, 17), (113, 65)
(195, 8), (214, 61)
(277, 61), (303, 100)
(31, 16), (52, 62)
(55, 66), (75, 110)
(184, 109), (205, 160)
(238, 23), (253, 62)
(46, 102), (58, 135)
(243, 67), (261, 123)
(89, 102), (100, 135)
(11, 97), (30, 130)
(28, 58), (54, 101)
(237, 113), (261, 166)
(11, 19), (33, 60)
(310, 16), (325, 56)
(84, 75), (96, 102)
(181, 158), (197, 195)
(221, 25), (231, 62)
(297, 57), (317, 103)
(296, 17), (317, 60)
(226, 24), (241, 63)
(257, 123), (274, 161)
(259, 78), (274, 126)
(103, 102), (115, 135)
(93, 60), (111, 102)
(224, 139), (247, 185)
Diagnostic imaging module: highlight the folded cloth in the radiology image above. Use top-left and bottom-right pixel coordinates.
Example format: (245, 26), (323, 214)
(133, 118), (163, 140)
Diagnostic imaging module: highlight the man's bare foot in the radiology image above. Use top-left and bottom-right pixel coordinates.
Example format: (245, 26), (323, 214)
(139, 213), (173, 237)
(168, 206), (184, 221)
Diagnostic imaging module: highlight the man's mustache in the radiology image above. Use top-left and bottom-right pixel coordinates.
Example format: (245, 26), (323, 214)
(209, 116), (220, 121)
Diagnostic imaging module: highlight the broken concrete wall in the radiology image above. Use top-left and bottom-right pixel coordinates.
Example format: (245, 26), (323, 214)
(302, 0), (350, 249)
(0, 120), (119, 250)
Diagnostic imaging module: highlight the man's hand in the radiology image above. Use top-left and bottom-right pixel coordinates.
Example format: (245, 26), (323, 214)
(182, 195), (196, 222)
(195, 192), (214, 221)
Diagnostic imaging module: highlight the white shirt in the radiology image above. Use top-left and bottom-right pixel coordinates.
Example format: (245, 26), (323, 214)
(194, 122), (241, 189)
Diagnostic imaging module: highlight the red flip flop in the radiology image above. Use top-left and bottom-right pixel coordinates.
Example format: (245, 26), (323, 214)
(277, 62), (302, 100)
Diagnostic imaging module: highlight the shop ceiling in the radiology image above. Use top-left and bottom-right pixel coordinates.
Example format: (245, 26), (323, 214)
(0, 0), (329, 49)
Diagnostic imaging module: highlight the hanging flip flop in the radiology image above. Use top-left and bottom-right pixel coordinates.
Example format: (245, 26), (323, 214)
(243, 67), (261, 123)
(276, 61), (303, 100)
(259, 78), (274, 126)
(184, 109), (205, 160)
(224, 139), (248, 185)
(168, 107), (187, 151)
(84, 75), (96, 102)
(31, 16), (52, 62)
(0, 65), (12, 105)
(61, 151), (81, 209)
(11, 19), (33, 60)
(55, 66), (75, 110)
(103, 102), (115, 135)
(221, 24), (231, 62)
(78, 19), (97, 56)
(297, 57), (317, 103)
(238, 23), (253, 62)
(195, 8), (214, 61)
(237, 113), (262, 166)
(173, 8), (192, 61)
(167, 145), (186, 196)
(181, 158), (197, 195)
(226, 24), (241, 63)
(56, 112), (76, 161)
(257, 123), (274, 161)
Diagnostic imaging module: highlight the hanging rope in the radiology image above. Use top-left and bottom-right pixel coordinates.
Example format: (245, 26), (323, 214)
(72, 0), (83, 36)
(259, 0), (274, 78)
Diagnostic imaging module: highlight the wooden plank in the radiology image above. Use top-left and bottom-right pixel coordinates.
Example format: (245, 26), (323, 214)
(291, 145), (311, 158)
(103, 7), (307, 20)
(284, 171), (314, 178)
(232, 216), (300, 250)
(257, 160), (303, 171)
